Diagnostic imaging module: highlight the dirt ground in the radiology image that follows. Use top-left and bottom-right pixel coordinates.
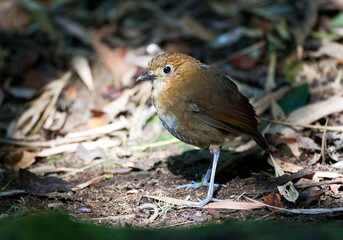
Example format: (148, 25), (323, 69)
(2, 142), (343, 228)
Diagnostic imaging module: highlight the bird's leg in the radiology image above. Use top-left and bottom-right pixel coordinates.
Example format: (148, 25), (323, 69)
(176, 159), (224, 189)
(179, 150), (220, 207)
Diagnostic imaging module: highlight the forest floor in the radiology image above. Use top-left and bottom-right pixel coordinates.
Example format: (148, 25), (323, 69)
(1, 0), (343, 228)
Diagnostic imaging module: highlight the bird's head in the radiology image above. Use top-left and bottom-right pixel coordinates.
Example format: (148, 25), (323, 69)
(137, 53), (201, 84)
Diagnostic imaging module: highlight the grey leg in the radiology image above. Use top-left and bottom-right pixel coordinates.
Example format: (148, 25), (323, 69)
(180, 150), (221, 207)
(176, 159), (224, 189)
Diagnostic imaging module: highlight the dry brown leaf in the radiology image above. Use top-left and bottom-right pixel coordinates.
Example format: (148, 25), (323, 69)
(63, 86), (78, 101)
(180, 17), (216, 42)
(267, 156), (303, 173)
(86, 116), (108, 129)
(297, 135), (321, 151)
(287, 142), (301, 158)
(76, 143), (106, 163)
(330, 184), (340, 195)
(19, 169), (73, 193)
(268, 96), (343, 136)
(8, 72), (71, 138)
(271, 100), (286, 120)
(261, 192), (283, 208)
(146, 196), (264, 210)
(102, 89), (132, 121)
(310, 41), (343, 61)
(253, 86), (291, 116)
(90, 31), (136, 87)
(4, 149), (36, 171)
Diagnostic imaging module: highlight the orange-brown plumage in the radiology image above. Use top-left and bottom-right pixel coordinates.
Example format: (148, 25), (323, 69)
(137, 53), (268, 207)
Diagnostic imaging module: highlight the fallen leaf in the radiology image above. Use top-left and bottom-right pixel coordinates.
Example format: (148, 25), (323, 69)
(253, 86), (291, 116)
(8, 72), (71, 138)
(146, 196), (264, 210)
(180, 17), (216, 42)
(271, 100), (286, 120)
(90, 31), (136, 87)
(330, 184), (340, 195)
(308, 153), (321, 165)
(278, 84), (309, 114)
(72, 56), (94, 91)
(76, 143), (106, 163)
(4, 149), (36, 171)
(298, 186), (323, 204)
(19, 169), (73, 193)
(63, 86), (78, 101)
(310, 41), (343, 61)
(261, 192), (283, 208)
(268, 96), (343, 136)
(267, 156), (303, 173)
(86, 116), (107, 129)
(297, 135), (321, 151)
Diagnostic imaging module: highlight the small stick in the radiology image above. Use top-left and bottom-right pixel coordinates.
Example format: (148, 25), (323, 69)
(321, 117), (329, 164)
(262, 119), (343, 132)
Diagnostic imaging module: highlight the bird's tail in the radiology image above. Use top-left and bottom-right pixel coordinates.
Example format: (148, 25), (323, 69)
(252, 133), (269, 152)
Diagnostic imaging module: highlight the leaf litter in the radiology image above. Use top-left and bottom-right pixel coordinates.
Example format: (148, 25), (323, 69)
(1, 0), (343, 228)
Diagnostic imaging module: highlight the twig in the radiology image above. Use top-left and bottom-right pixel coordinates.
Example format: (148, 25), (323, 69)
(138, 203), (159, 221)
(0, 189), (27, 197)
(83, 214), (135, 221)
(131, 138), (181, 151)
(71, 174), (108, 191)
(0, 118), (127, 148)
(245, 196), (343, 215)
(59, 158), (109, 178)
(265, 51), (277, 91)
(65, 117), (128, 139)
(295, 179), (343, 189)
(37, 139), (120, 157)
(227, 40), (266, 61)
(321, 116), (328, 163)
(262, 119), (343, 132)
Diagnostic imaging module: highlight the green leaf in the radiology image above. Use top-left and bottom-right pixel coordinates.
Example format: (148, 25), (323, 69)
(310, 31), (341, 41)
(278, 84), (309, 114)
(331, 12), (343, 28)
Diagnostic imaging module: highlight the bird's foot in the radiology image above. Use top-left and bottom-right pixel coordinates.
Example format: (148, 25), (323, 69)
(176, 181), (224, 189)
(179, 196), (222, 208)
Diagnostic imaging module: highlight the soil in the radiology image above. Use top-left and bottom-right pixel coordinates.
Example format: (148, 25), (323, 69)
(1, 143), (343, 228)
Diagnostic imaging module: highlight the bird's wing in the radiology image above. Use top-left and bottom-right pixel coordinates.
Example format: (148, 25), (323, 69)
(189, 69), (268, 150)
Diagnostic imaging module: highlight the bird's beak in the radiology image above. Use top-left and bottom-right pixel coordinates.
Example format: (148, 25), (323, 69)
(137, 72), (157, 81)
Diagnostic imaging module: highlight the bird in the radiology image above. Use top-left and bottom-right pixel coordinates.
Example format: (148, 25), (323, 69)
(137, 53), (269, 207)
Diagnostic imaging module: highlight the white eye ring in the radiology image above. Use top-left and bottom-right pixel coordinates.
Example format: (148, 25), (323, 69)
(163, 65), (173, 75)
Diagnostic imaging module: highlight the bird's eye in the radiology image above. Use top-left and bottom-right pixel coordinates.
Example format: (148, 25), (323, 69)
(163, 65), (172, 75)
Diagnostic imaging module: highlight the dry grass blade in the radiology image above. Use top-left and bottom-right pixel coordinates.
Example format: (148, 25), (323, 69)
(72, 56), (94, 91)
(8, 72), (71, 138)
